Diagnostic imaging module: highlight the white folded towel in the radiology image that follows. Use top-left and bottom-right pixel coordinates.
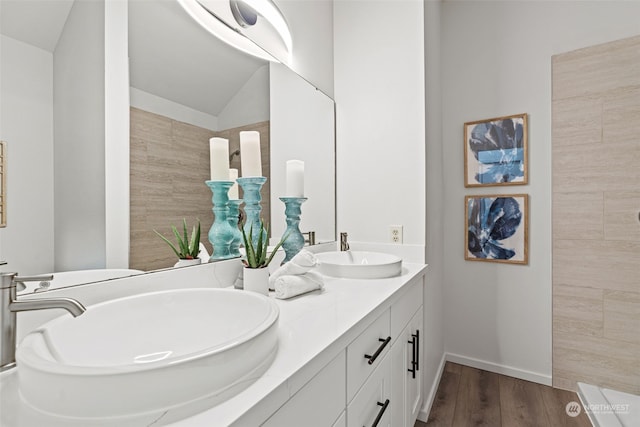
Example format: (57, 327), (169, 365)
(269, 249), (317, 287)
(274, 271), (324, 299)
(197, 243), (210, 261)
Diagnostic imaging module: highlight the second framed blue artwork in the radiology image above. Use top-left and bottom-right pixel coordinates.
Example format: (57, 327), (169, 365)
(465, 194), (529, 265)
(464, 113), (528, 187)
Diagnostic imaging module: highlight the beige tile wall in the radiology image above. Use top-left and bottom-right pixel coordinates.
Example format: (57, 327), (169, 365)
(552, 35), (640, 394)
(130, 107), (270, 271)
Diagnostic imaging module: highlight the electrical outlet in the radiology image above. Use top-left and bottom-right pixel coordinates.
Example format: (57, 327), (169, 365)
(389, 225), (403, 244)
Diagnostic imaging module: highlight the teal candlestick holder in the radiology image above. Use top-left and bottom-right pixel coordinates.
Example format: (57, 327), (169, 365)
(227, 199), (243, 258)
(205, 180), (237, 260)
(236, 176), (267, 245)
(279, 197), (307, 263)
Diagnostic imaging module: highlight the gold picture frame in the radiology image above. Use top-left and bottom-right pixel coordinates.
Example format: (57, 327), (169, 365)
(464, 113), (528, 187)
(465, 194), (528, 264)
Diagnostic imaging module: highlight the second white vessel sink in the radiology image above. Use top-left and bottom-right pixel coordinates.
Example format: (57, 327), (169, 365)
(16, 288), (279, 418)
(316, 251), (402, 279)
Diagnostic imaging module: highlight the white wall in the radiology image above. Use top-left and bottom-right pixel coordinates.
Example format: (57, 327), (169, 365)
(422, 0), (445, 418)
(334, 0), (425, 261)
(218, 65), (270, 130)
(441, 0), (640, 384)
(54, 0), (106, 271)
(0, 35), (55, 275)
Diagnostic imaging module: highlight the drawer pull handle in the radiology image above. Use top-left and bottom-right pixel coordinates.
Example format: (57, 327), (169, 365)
(407, 329), (420, 378)
(415, 329), (420, 372)
(364, 336), (391, 365)
(365, 399), (390, 427)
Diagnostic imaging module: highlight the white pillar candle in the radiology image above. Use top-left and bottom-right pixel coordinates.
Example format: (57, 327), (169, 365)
(228, 168), (239, 199)
(209, 137), (229, 181)
(286, 160), (305, 197)
(239, 131), (262, 177)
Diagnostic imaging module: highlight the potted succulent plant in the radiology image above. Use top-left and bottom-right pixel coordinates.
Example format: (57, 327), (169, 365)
(241, 221), (288, 294)
(154, 219), (202, 267)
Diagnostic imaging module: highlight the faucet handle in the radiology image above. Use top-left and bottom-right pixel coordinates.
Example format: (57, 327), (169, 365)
(302, 231), (316, 246)
(340, 232), (350, 251)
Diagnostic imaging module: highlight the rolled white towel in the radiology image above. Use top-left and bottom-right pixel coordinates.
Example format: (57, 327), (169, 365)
(269, 249), (317, 287)
(197, 243), (210, 261)
(274, 271), (324, 299)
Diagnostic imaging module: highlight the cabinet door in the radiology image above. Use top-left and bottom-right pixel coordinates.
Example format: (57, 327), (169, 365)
(390, 325), (407, 427)
(347, 352), (392, 427)
(390, 306), (424, 427)
(406, 307), (423, 425)
(262, 351), (346, 427)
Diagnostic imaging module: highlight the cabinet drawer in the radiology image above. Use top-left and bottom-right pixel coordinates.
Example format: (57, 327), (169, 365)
(347, 351), (392, 427)
(390, 276), (423, 339)
(347, 309), (391, 401)
(262, 351), (346, 427)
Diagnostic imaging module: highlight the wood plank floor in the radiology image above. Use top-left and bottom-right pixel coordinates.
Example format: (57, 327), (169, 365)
(417, 362), (592, 427)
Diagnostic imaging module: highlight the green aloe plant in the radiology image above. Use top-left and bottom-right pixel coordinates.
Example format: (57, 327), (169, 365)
(154, 219), (201, 260)
(241, 221), (288, 268)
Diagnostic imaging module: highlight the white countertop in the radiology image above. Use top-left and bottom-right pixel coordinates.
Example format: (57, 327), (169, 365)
(0, 262), (427, 427)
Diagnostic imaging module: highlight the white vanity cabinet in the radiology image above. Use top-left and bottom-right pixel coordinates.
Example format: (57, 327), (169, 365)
(260, 275), (425, 427)
(347, 276), (423, 427)
(0, 262), (428, 427)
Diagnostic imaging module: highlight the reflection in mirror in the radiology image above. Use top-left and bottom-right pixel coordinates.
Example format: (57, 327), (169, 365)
(0, 0), (335, 285)
(0, 0), (106, 276)
(128, 0), (272, 271)
(129, 0), (335, 271)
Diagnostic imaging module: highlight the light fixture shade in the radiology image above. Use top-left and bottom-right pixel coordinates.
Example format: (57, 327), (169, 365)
(178, 0), (292, 64)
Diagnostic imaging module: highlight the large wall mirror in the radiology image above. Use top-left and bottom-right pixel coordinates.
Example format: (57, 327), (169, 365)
(0, 0), (335, 282)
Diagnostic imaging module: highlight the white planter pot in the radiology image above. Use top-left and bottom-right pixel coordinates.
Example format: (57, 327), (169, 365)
(243, 267), (270, 295)
(174, 258), (202, 268)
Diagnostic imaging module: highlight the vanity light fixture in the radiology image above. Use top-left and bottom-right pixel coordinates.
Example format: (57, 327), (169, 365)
(177, 0), (292, 63)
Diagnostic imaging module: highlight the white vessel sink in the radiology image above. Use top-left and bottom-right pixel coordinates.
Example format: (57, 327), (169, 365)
(16, 288), (279, 418)
(316, 251), (402, 279)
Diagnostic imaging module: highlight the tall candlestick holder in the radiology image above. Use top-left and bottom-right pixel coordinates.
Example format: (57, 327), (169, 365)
(205, 180), (237, 260)
(227, 199), (243, 258)
(236, 176), (267, 245)
(279, 197), (307, 263)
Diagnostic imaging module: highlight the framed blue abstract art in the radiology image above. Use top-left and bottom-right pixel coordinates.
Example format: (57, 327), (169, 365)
(465, 194), (528, 264)
(464, 113), (528, 187)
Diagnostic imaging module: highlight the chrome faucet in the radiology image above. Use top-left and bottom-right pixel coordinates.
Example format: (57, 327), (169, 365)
(1, 272), (86, 372)
(340, 232), (350, 251)
(302, 231), (316, 246)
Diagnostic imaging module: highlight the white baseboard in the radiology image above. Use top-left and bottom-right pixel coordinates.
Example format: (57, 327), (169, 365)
(416, 352), (447, 422)
(415, 352), (552, 422)
(445, 352), (552, 386)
